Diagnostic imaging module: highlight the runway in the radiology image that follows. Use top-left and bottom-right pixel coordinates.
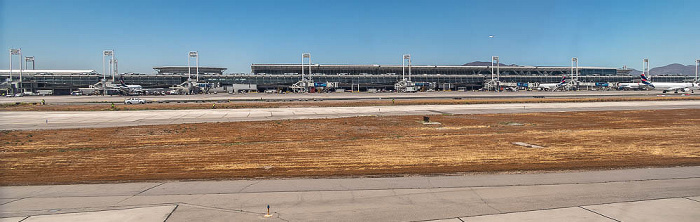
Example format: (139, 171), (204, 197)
(1, 100), (699, 130)
(0, 91), (683, 104)
(1, 167), (698, 221)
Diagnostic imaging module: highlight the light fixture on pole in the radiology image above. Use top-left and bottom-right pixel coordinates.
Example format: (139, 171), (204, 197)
(402, 54), (411, 81)
(9, 48), (22, 92)
(302, 53), (310, 80)
(695, 59), (699, 83)
(113, 59), (118, 80)
(571, 57), (578, 81)
(111, 51), (117, 82)
(10, 49), (23, 90)
(25, 56), (35, 70)
(9, 49), (20, 80)
(491, 56), (500, 91)
(188, 51), (199, 81)
(102, 50), (114, 96)
(643, 58), (650, 80)
(102, 50), (114, 82)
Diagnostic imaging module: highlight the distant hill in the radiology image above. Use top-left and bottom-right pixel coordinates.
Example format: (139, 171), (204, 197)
(463, 61), (519, 67)
(628, 63), (698, 76)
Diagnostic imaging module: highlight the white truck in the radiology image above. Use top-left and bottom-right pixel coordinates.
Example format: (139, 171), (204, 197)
(124, 98), (146, 104)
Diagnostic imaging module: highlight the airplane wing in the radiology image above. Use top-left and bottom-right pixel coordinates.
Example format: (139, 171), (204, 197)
(663, 86), (684, 91)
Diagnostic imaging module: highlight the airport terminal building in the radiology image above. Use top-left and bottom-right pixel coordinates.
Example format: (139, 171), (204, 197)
(1, 64), (694, 94)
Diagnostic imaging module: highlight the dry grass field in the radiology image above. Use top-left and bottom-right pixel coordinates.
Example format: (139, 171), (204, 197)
(1, 96), (699, 111)
(1, 109), (699, 185)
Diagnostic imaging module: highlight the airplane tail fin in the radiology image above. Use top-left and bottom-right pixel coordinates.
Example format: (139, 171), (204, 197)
(641, 73), (652, 85)
(119, 75), (127, 87)
(559, 76), (567, 84)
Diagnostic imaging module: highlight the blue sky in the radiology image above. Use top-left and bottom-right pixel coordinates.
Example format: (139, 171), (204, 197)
(1, 0), (698, 73)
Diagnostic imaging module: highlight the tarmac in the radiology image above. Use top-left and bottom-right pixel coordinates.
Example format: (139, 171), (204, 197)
(0, 91), (684, 104)
(1, 166), (698, 221)
(1, 100), (699, 130)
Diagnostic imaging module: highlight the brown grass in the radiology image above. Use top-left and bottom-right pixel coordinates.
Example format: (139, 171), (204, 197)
(1, 109), (699, 185)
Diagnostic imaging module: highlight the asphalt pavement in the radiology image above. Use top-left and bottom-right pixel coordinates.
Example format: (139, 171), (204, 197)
(0, 91), (685, 104)
(1, 100), (699, 130)
(1, 166), (699, 221)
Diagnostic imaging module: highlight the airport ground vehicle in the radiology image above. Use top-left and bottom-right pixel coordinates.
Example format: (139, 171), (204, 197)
(124, 98), (145, 104)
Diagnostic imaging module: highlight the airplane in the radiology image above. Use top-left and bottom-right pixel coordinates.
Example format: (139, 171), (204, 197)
(118, 76), (143, 91)
(617, 81), (645, 90)
(640, 73), (697, 93)
(106, 75), (143, 95)
(537, 76), (567, 91)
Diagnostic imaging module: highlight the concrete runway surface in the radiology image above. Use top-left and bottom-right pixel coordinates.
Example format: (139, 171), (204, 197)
(0, 167), (698, 221)
(1, 100), (699, 130)
(0, 91), (685, 104)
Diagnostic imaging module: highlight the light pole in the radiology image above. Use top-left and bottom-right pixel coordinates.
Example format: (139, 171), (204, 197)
(492, 56), (499, 91)
(302, 53), (310, 80)
(25, 56), (35, 70)
(695, 59), (699, 82)
(111, 51), (117, 82)
(102, 50), (114, 96)
(571, 57), (578, 80)
(402, 54), (411, 81)
(114, 59), (118, 80)
(188, 51), (199, 81)
(19, 49), (22, 85)
(571, 57), (578, 90)
(643, 58), (649, 80)
(9, 49), (23, 91)
(102, 50), (113, 82)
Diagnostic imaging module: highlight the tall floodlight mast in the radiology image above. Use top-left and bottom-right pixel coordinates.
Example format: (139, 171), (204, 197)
(25, 56), (35, 70)
(302, 53), (311, 80)
(114, 59), (118, 80)
(643, 58), (650, 80)
(102, 50), (113, 81)
(695, 59), (699, 82)
(188, 51), (199, 81)
(9, 48), (22, 91)
(402, 54), (411, 81)
(111, 51), (117, 82)
(491, 56), (500, 91)
(571, 57), (578, 81)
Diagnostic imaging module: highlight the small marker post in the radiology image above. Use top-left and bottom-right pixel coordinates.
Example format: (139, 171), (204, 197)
(264, 205), (272, 218)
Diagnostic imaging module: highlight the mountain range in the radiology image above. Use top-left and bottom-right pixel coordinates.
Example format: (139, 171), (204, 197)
(622, 63), (696, 76)
(464, 61), (697, 76)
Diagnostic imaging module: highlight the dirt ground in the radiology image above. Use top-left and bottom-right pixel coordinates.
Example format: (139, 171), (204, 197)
(2, 96), (699, 111)
(1, 109), (699, 185)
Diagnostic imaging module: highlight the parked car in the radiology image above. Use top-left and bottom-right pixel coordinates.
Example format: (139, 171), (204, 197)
(124, 98), (145, 104)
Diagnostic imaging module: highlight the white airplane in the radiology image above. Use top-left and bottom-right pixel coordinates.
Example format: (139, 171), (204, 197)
(117, 76), (142, 91)
(538, 76), (567, 91)
(640, 73), (697, 93)
(617, 81), (645, 90)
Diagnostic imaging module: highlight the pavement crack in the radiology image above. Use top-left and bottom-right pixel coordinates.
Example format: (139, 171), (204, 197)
(579, 206), (620, 222)
(276, 212), (291, 222)
(237, 180), (261, 193)
(178, 202), (259, 215)
(117, 182), (165, 204)
(163, 204), (179, 222)
(0, 197), (27, 206)
(684, 197), (700, 203)
(469, 187), (502, 213)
